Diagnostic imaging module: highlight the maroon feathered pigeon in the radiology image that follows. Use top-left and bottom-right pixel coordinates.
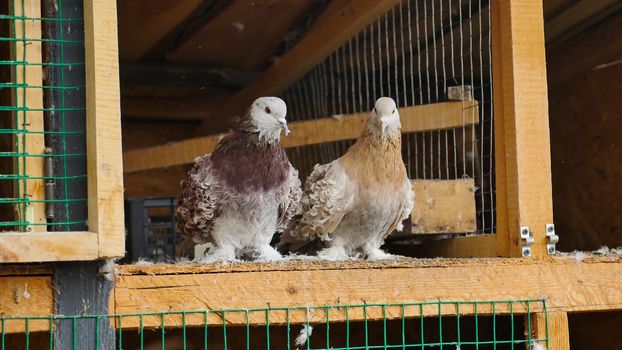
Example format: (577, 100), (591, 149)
(176, 97), (303, 262)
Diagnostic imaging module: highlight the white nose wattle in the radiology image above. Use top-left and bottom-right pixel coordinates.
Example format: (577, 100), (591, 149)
(278, 118), (290, 135)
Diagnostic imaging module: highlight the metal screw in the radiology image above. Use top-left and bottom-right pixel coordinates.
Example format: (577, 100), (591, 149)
(521, 228), (529, 236)
(548, 247), (555, 254)
(547, 225), (554, 233)
(524, 248), (531, 256)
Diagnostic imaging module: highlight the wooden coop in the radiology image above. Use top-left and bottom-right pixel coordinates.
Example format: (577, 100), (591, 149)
(1, 0), (621, 349)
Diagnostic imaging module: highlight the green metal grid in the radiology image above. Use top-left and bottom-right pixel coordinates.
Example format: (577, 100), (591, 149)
(1, 299), (548, 349)
(0, 0), (87, 232)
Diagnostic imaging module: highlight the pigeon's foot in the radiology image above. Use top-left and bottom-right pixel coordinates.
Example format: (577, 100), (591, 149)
(364, 247), (394, 260)
(254, 245), (284, 262)
(317, 245), (349, 261)
(198, 246), (237, 263)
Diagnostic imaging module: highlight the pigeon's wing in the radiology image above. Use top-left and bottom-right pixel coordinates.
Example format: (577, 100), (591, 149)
(294, 161), (350, 241)
(382, 179), (415, 240)
(276, 164), (303, 233)
(175, 155), (222, 251)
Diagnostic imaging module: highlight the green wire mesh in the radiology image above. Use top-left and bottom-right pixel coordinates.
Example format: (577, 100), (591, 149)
(1, 299), (548, 349)
(0, 0), (87, 232)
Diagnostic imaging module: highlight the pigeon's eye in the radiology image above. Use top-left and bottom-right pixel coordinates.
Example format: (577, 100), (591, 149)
(265, 107), (271, 114)
(392, 109), (396, 114)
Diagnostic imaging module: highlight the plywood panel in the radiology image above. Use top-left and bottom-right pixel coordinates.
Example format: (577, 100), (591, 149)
(0, 276), (53, 334)
(410, 179), (477, 234)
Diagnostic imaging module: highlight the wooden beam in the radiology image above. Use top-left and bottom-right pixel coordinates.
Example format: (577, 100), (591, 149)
(0, 232), (99, 263)
(531, 311), (570, 350)
(12, 0), (46, 231)
(193, 0), (403, 135)
(121, 97), (214, 121)
(410, 179), (477, 234)
(84, 0), (125, 258)
(111, 257), (622, 329)
(545, 0), (622, 48)
(123, 100), (479, 173)
(120, 62), (259, 89)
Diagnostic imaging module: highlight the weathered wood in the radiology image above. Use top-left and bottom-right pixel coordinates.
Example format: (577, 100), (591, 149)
(531, 311), (570, 350)
(0, 276), (53, 334)
(116, 0), (204, 61)
(12, 0), (46, 231)
(194, 0), (403, 135)
(545, 0), (622, 48)
(53, 261), (115, 350)
(123, 100), (479, 173)
(410, 179), (477, 234)
(0, 232), (99, 263)
(112, 256), (622, 329)
(84, 0), (125, 258)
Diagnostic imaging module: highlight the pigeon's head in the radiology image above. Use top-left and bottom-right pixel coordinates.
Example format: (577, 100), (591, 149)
(369, 97), (401, 136)
(248, 96), (289, 143)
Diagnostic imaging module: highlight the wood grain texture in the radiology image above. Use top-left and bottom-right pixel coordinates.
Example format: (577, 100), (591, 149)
(123, 100), (479, 173)
(531, 311), (570, 350)
(410, 179), (477, 234)
(0, 276), (53, 334)
(13, 0), (46, 231)
(0, 232), (99, 263)
(84, 0), (125, 258)
(194, 0), (403, 135)
(113, 256), (622, 328)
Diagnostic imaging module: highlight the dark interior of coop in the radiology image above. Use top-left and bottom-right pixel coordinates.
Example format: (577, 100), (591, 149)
(1, 0), (622, 349)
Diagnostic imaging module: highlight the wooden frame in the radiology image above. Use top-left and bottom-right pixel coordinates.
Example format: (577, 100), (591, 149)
(0, 0), (124, 263)
(415, 0), (554, 258)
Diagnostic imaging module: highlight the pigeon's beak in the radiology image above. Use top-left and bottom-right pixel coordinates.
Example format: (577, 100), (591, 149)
(380, 116), (390, 133)
(278, 118), (290, 136)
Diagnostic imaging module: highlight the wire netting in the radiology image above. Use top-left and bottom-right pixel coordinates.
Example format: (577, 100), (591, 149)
(0, 0), (87, 232)
(282, 0), (494, 235)
(1, 299), (548, 350)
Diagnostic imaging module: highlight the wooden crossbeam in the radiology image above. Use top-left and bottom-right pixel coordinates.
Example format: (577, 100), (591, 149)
(193, 0), (404, 135)
(123, 100), (479, 173)
(3, 257), (622, 333)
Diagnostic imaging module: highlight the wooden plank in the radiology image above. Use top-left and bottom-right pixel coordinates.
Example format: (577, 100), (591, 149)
(116, 0), (204, 61)
(0, 232), (99, 263)
(0, 276), (53, 334)
(12, 0), (46, 231)
(84, 0), (125, 258)
(410, 179), (477, 234)
(531, 311), (570, 350)
(113, 257), (622, 329)
(545, 0), (622, 47)
(123, 100), (479, 173)
(194, 0), (403, 135)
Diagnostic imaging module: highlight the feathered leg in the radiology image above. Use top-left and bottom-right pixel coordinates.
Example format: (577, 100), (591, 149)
(362, 240), (393, 260)
(254, 245), (284, 262)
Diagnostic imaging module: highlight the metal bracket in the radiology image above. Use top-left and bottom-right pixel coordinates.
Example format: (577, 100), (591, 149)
(546, 224), (559, 255)
(520, 226), (534, 257)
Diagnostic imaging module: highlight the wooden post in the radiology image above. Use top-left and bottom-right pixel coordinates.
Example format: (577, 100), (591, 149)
(53, 261), (115, 350)
(83, 0), (124, 257)
(530, 312), (570, 350)
(12, 0), (46, 231)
